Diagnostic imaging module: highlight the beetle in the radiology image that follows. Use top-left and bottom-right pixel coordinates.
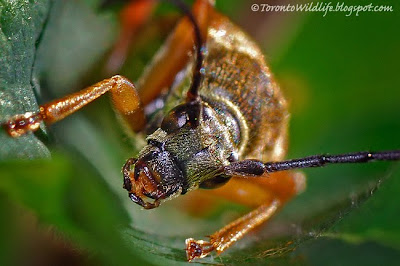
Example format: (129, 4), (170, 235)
(2, 0), (400, 261)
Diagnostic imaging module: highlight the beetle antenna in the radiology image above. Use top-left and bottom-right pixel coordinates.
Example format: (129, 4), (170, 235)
(224, 150), (400, 176)
(263, 150), (400, 172)
(102, 0), (205, 102)
(164, 0), (205, 102)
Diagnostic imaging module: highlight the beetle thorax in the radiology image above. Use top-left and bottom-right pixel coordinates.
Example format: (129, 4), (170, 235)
(145, 102), (237, 193)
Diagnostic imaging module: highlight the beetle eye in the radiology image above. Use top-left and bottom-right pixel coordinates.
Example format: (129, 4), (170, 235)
(161, 105), (189, 133)
(161, 101), (201, 133)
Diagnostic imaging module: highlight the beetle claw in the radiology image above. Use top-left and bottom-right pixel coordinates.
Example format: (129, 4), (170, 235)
(185, 237), (215, 262)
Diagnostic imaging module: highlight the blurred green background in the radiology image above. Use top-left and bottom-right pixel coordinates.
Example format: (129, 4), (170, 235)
(0, 0), (399, 265)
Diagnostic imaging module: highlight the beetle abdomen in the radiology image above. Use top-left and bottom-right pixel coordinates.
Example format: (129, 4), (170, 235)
(149, 10), (289, 163)
(200, 12), (289, 161)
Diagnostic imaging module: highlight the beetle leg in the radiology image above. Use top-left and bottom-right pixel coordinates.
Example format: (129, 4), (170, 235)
(186, 200), (280, 261)
(185, 171), (305, 261)
(106, 0), (157, 73)
(106, 0), (211, 105)
(3, 75), (145, 137)
(209, 171), (305, 207)
(136, 0), (211, 105)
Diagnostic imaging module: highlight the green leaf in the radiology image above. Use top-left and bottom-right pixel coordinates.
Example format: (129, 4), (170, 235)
(0, 0), (51, 159)
(329, 166), (400, 249)
(0, 154), (150, 265)
(1, 0), (400, 265)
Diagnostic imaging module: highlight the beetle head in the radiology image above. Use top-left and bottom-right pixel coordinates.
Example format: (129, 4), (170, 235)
(123, 101), (224, 209)
(123, 144), (186, 209)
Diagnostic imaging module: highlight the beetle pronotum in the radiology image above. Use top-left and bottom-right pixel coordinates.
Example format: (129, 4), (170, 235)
(2, 0), (399, 261)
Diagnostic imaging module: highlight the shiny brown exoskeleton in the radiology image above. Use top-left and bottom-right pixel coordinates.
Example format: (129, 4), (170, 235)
(3, 0), (400, 261)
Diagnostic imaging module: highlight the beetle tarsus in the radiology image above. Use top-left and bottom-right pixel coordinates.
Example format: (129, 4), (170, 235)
(4, 112), (43, 137)
(185, 238), (215, 261)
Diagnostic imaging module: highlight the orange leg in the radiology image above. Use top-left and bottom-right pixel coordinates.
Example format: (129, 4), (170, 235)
(3, 75), (145, 137)
(185, 171), (306, 261)
(4, 0), (213, 138)
(105, 0), (211, 105)
(136, 0), (211, 105)
(106, 0), (157, 73)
